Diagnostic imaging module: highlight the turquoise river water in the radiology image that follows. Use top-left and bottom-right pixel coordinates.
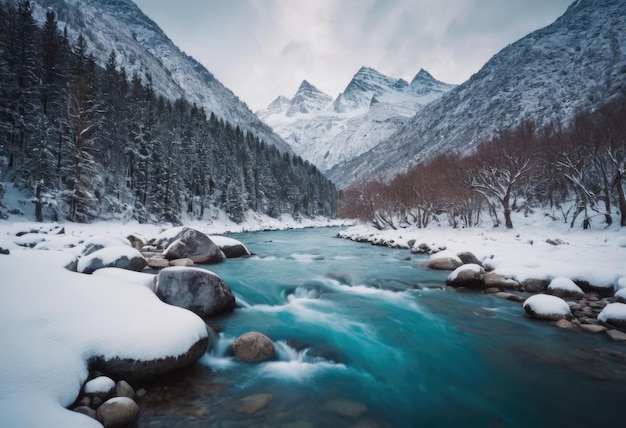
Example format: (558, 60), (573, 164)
(137, 227), (626, 428)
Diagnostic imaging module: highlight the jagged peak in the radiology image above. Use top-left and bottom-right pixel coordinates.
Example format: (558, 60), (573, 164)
(411, 68), (435, 84)
(294, 80), (329, 97)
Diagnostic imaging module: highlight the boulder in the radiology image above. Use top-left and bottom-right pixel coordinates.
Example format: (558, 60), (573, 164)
(579, 324), (607, 334)
(162, 227), (226, 264)
(126, 234), (145, 251)
(169, 258), (194, 267)
(220, 243), (251, 259)
(456, 251), (482, 266)
(484, 273), (520, 290)
(77, 246), (146, 274)
(145, 257), (170, 269)
(446, 264), (485, 289)
(523, 294), (571, 321)
(83, 376), (115, 400)
(156, 267), (235, 317)
(115, 380), (135, 400)
(521, 278), (549, 293)
(615, 288), (626, 304)
(605, 329), (626, 342)
(231, 332), (275, 362)
(96, 397), (140, 427)
(428, 250), (462, 271)
(574, 280), (614, 298)
(72, 406), (96, 420)
(495, 292), (526, 303)
(598, 303), (626, 330)
(90, 336), (209, 381)
(547, 277), (585, 299)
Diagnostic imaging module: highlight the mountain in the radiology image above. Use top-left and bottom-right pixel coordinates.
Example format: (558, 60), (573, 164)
(327, 0), (626, 188)
(257, 66), (454, 171)
(29, 0), (292, 153)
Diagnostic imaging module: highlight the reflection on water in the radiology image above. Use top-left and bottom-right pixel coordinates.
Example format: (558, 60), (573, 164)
(138, 227), (626, 428)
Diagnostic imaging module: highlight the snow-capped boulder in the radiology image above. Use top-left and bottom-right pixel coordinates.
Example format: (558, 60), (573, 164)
(456, 251), (482, 266)
(523, 294), (571, 321)
(231, 332), (275, 362)
(598, 303), (626, 330)
(83, 376), (115, 401)
(90, 335), (209, 381)
(81, 235), (132, 257)
(211, 236), (252, 258)
(428, 250), (462, 270)
(77, 246), (146, 274)
(96, 397), (139, 427)
(162, 227), (226, 264)
(547, 277), (585, 298)
(615, 288), (626, 304)
(156, 267), (235, 317)
(446, 264), (485, 289)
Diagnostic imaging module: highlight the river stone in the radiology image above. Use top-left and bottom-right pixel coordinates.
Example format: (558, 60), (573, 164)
(547, 277), (585, 299)
(146, 257), (170, 269)
(446, 264), (485, 289)
(169, 258), (194, 267)
(555, 319), (574, 328)
(156, 267), (235, 317)
(96, 397), (139, 427)
(456, 251), (482, 266)
(523, 294), (571, 321)
(78, 246), (146, 274)
(162, 227), (226, 264)
(598, 303), (626, 330)
(220, 243), (251, 259)
(484, 273), (520, 290)
(84, 376), (115, 399)
(428, 250), (463, 271)
(606, 329), (626, 342)
(579, 324), (607, 334)
(89, 336), (209, 381)
(324, 399), (368, 419)
(115, 380), (135, 399)
(496, 292), (526, 303)
(126, 234), (145, 251)
(574, 280), (614, 298)
(231, 332), (275, 362)
(521, 278), (549, 293)
(236, 393), (273, 414)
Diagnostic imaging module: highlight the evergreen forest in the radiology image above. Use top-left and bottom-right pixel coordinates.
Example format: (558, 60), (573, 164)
(0, 0), (337, 224)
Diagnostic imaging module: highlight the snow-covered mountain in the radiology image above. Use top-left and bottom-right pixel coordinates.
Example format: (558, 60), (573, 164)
(257, 67), (454, 171)
(328, 0), (626, 188)
(30, 0), (292, 153)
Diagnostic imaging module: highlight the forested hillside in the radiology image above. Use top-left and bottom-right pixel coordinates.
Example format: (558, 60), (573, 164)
(0, 1), (337, 223)
(340, 92), (626, 230)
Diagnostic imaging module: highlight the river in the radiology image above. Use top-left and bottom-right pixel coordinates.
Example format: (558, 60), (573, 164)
(138, 227), (626, 427)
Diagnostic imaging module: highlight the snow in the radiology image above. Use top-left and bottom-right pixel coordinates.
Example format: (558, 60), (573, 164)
(523, 294), (571, 317)
(339, 211), (626, 289)
(429, 250), (461, 262)
(548, 277), (584, 294)
(83, 376), (115, 394)
(448, 264), (483, 282)
(598, 303), (626, 323)
(615, 288), (626, 301)
(92, 268), (156, 292)
(0, 243), (208, 427)
(76, 245), (144, 273)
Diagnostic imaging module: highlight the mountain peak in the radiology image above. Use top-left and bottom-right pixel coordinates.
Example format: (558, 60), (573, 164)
(411, 69), (435, 84)
(286, 80), (332, 116)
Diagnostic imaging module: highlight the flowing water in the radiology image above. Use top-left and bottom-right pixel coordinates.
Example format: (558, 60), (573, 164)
(138, 227), (626, 427)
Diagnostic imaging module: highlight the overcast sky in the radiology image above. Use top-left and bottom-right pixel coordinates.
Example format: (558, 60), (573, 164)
(132, 0), (572, 111)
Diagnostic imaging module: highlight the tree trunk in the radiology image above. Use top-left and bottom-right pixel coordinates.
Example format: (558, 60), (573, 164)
(615, 173), (626, 227)
(35, 182), (43, 222)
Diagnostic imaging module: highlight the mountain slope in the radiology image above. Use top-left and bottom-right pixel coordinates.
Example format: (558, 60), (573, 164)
(257, 67), (454, 171)
(31, 0), (292, 153)
(328, 0), (626, 188)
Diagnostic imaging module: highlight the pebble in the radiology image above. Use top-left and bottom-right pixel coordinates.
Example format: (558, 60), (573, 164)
(555, 319), (574, 329)
(605, 329), (626, 342)
(579, 324), (607, 334)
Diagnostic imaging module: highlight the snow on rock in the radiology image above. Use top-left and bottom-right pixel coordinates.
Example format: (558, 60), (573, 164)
(523, 294), (572, 321)
(547, 277), (584, 298)
(615, 288), (626, 304)
(210, 235), (252, 258)
(156, 267), (236, 317)
(428, 250), (463, 271)
(162, 227), (226, 264)
(0, 249), (208, 427)
(83, 376), (115, 395)
(446, 264), (485, 289)
(77, 245), (146, 274)
(598, 303), (626, 330)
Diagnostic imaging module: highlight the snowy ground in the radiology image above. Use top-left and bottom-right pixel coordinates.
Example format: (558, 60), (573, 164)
(339, 211), (626, 289)
(2, 189), (625, 427)
(0, 187), (348, 428)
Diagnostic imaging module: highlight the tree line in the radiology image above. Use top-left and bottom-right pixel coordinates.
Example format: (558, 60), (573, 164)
(339, 90), (626, 229)
(0, 0), (337, 223)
